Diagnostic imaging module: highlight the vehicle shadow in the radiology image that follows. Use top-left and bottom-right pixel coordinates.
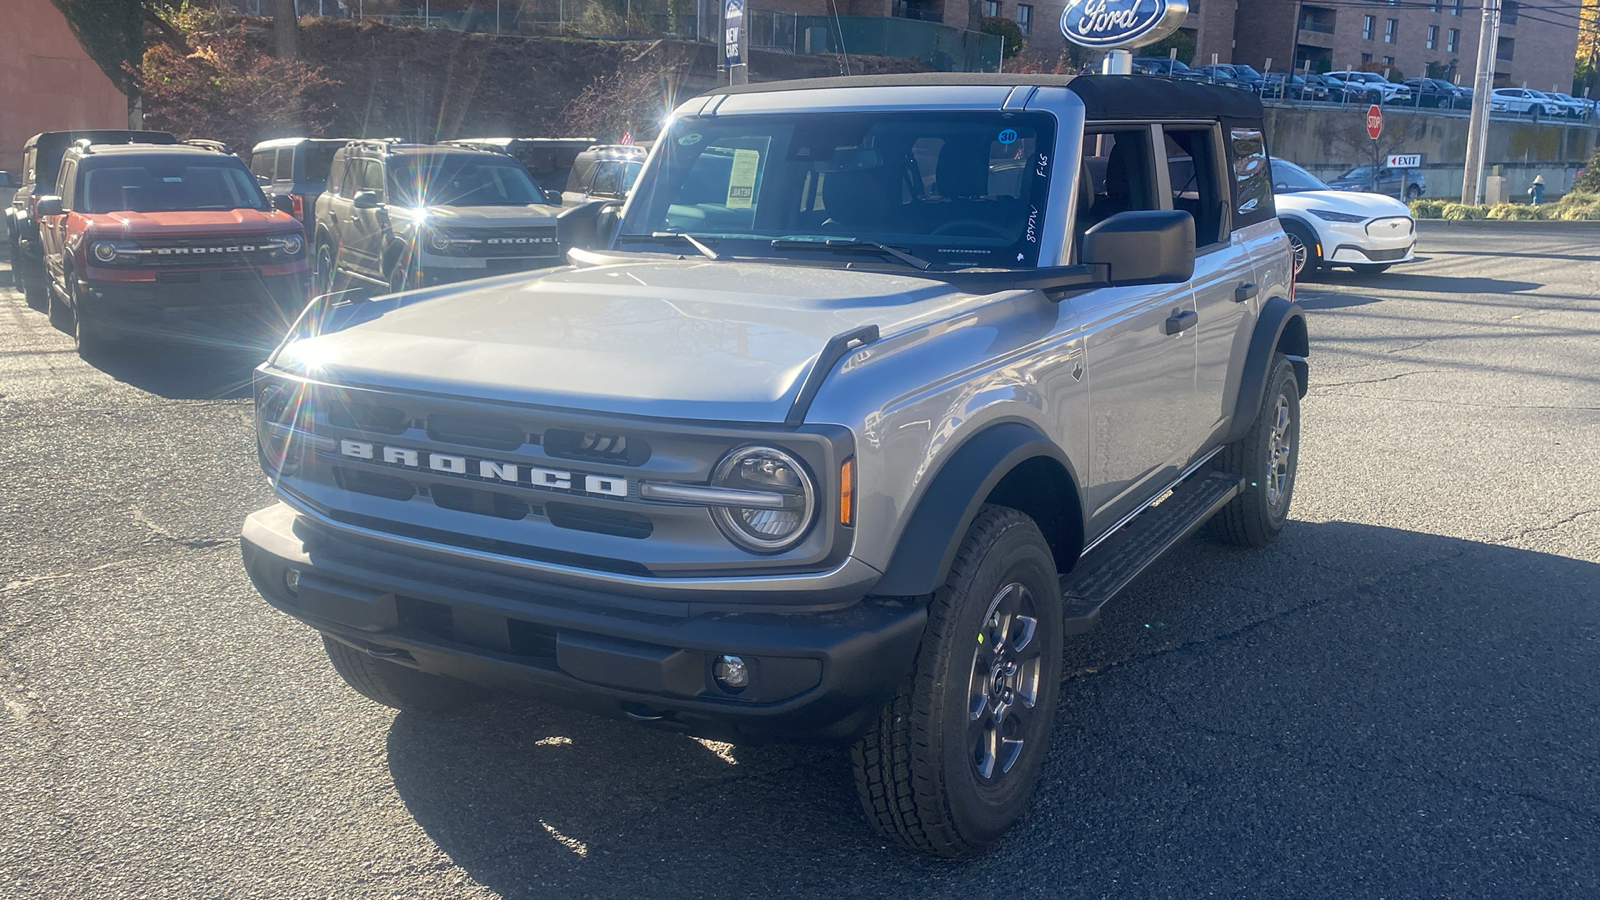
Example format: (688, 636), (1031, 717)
(1316, 270), (1543, 295)
(383, 521), (1600, 898)
(1293, 290), (1384, 310)
(89, 343), (268, 400)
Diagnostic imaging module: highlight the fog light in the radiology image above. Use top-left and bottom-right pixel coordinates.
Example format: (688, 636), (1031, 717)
(713, 654), (749, 691)
(284, 568), (302, 595)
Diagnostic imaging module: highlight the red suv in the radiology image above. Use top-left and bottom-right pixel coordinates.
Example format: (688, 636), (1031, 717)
(34, 141), (309, 355)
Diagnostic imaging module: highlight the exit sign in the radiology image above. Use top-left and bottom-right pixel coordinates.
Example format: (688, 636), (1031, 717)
(1387, 153), (1423, 168)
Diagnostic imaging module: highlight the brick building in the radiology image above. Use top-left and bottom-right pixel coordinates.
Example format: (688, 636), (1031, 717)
(1234, 0), (1579, 93)
(0, 0), (130, 174)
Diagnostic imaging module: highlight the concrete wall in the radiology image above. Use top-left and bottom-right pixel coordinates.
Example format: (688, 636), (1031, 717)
(0, 0), (129, 175)
(1265, 104), (1596, 198)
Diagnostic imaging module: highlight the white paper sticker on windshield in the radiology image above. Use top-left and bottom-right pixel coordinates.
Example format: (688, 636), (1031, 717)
(725, 149), (760, 209)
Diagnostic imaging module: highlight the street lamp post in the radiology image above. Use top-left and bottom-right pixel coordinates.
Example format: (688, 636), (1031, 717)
(1462, 0), (1501, 204)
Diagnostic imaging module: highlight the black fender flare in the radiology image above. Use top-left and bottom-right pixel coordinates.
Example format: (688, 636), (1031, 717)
(1224, 295), (1308, 445)
(873, 422), (1079, 598)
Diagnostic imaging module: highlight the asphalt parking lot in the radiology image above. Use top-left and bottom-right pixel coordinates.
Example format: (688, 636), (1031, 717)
(2, 224), (1597, 898)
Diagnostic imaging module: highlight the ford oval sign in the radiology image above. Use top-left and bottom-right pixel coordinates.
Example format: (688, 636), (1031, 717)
(1060, 0), (1189, 49)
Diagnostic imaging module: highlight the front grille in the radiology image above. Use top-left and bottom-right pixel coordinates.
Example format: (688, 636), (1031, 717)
(430, 483), (533, 520)
(334, 467), (416, 501)
(1365, 217), (1414, 237)
(329, 403), (409, 435)
(447, 226), (560, 258)
(427, 413), (529, 452)
(543, 428), (650, 466)
(123, 234), (301, 267)
(1361, 246), (1409, 261)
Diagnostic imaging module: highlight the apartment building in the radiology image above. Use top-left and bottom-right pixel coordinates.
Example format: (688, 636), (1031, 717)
(1235, 0), (1580, 93)
(772, 0), (1068, 54)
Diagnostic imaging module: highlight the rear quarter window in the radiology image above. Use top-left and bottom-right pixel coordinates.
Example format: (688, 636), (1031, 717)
(1229, 128), (1272, 222)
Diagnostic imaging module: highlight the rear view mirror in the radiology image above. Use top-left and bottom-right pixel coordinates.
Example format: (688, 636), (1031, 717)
(33, 195), (63, 218)
(351, 190), (382, 210)
(1081, 210), (1196, 286)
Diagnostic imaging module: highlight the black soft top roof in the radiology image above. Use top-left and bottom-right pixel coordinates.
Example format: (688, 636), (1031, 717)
(702, 74), (1264, 124)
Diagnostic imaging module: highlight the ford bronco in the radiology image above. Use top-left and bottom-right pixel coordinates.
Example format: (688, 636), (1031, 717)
(34, 140), (309, 355)
(241, 74), (1308, 857)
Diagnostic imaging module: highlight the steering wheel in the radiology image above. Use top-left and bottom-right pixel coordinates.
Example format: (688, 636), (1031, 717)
(932, 218), (1011, 238)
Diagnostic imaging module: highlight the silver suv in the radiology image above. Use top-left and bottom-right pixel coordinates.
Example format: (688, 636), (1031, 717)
(242, 74), (1308, 858)
(310, 141), (565, 294)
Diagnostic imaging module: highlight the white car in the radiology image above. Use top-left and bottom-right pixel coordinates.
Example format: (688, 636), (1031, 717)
(1270, 159), (1415, 277)
(1323, 70), (1412, 103)
(1491, 88), (1562, 116)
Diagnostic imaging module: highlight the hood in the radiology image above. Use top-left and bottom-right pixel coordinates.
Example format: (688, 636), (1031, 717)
(85, 208), (301, 236)
(411, 204), (560, 227)
(274, 260), (984, 423)
(1277, 190), (1411, 218)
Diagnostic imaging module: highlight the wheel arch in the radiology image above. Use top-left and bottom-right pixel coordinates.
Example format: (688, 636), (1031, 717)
(873, 422), (1085, 598)
(1224, 296), (1308, 445)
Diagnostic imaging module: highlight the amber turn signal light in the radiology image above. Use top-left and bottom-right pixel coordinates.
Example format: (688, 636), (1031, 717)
(840, 458), (855, 527)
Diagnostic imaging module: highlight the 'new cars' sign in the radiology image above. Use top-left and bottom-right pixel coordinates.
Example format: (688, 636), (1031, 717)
(1060, 0), (1190, 49)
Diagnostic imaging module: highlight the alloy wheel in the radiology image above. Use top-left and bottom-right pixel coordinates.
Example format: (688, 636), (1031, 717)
(967, 582), (1043, 782)
(1266, 394), (1294, 511)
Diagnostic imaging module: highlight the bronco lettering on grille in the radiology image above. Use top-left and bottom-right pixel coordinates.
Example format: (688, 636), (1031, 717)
(337, 439), (628, 497)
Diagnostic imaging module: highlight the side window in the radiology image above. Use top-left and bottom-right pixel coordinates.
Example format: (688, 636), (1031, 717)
(359, 159), (385, 197)
(1230, 128), (1272, 220)
(274, 148), (293, 182)
(250, 150), (275, 181)
(326, 152), (347, 196)
(1077, 128), (1158, 236)
(590, 161), (623, 197)
(58, 160), (76, 209)
(1163, 126), (1227, 247)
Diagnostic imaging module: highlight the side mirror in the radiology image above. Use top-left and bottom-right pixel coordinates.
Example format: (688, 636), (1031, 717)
(271, 193), (295, 214)
(1081, 210), (1195, 286)
(543, 188), (564, 206)
(33, 195), (63, 218)
(351, 190), (382, 210)
(596, 203), (623, 247)
(257, 174), (271, 186)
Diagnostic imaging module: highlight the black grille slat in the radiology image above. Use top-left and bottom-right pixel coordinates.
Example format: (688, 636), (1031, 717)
(329, 404), (409, 435)
(542, 428), (651, 466)
(430, 484), (533, 520)
(426, 413), (528, 451)
(334, 467), (416, 501)
(545, 502), (653, 539)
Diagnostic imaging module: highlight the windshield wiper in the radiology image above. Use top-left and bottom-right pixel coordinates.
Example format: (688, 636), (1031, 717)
(769, 237), (934, 271)
(640, 231), (721, 261)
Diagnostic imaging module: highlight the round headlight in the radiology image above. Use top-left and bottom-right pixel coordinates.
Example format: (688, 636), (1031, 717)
(710, 446), (816, 553)
(279, 233), (303, 256)
(428, 230), (452, 251)
(92, 241), (119, 263)
(256, 382), (304, 475)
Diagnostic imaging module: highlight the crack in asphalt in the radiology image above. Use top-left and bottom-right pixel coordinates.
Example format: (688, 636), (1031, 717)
(129, 506), (231, 550)
(1312, 391), (1600, 411)
(1062, 547), (1470, 685)
(1493, 507), (1600, 544)
(1310, 370), (1432, 389)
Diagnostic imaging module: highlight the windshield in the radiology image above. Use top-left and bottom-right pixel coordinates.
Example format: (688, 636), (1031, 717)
(1338, 167), (1372, 181)
(80, 161), (268, 213)
(1235, 65), (1263, 78)
(620, 111), (1058, 269)
(386, 155), (549, 207)
(1270, 160), (1330, 193)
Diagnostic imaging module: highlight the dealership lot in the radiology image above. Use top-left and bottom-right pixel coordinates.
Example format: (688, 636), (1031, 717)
(1, 225), (1597, 897)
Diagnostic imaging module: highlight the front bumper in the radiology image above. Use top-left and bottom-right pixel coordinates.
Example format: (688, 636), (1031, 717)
(1318, 218), (1416, 266)
(80, 270), (309, 338)
(241, 503), (925, 743)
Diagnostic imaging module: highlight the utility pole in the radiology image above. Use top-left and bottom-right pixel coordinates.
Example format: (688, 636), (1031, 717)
(1462, 0), (1501, 204)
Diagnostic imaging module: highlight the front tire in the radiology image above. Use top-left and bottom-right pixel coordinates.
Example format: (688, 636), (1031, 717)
(1404, 184), (1422, 201)
(853, 505), (1063, 859)
(313, 242), (336, 295)
(1209, 354), (1301, 548)
(1283, 221), (1319, 279)
(321, 636), (487, 713)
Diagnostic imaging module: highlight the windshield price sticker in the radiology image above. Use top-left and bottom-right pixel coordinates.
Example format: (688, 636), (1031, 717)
(1387, 153), (1423, 168)
(1060, 0), (1189, 49)
(725, 149), (760, 209)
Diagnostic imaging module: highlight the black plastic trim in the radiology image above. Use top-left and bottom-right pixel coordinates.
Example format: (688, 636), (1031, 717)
(785, 325), (879, 426)
(874, 422), (1079, 597)
(1225, 296), (1308, 444)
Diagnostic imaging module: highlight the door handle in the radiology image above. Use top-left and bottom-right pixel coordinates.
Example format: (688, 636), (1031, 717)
(1164, 310), (1198, 334)
(1234, 282), (1259, 303)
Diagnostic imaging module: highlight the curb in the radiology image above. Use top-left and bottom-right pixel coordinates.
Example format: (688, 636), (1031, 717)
(1414, 218), (1600, 230)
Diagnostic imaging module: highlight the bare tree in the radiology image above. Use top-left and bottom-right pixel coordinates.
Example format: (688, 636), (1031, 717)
(275, 0), (299, 59)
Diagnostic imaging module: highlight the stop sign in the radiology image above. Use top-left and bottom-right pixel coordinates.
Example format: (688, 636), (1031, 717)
(1366, 104), (1384, 140)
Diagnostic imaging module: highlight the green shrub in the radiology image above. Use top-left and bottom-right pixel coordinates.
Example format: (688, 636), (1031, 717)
(1573, 149), (1600, 193)
(1486, 203), (1548, 220)
(1555, 201), (1600, 220)
(1408, 199), (1445, 219)
(1440, 203), (1489, 220)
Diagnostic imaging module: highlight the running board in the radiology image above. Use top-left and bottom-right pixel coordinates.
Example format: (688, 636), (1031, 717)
(1059, 471), (1244, 636)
